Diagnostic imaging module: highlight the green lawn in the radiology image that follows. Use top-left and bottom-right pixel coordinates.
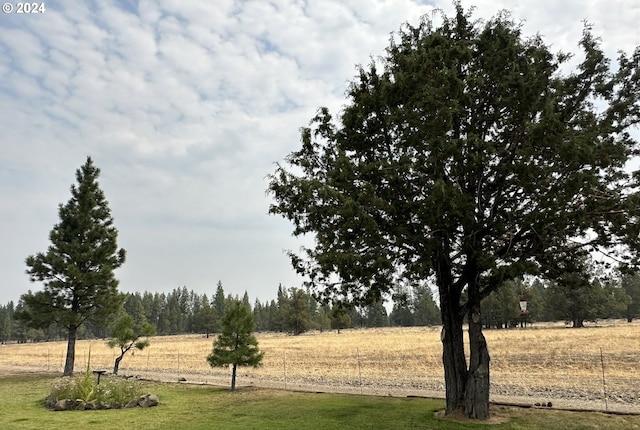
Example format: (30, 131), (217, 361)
(1, 374), (638, 429)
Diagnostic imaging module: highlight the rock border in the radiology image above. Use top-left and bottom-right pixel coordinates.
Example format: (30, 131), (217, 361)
(45, 393), (159, 411)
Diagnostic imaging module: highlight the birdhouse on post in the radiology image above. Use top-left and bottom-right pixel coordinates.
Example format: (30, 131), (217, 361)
(519, 298), (528, 328)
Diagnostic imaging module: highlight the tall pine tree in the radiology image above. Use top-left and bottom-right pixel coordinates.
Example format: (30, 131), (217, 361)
(18, 157), (126, 376)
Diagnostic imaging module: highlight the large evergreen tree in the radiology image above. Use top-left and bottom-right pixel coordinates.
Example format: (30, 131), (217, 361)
(206, 300), (264, 391)
(330, 303), (351, 333)
(193, 294), (217, 337)
(268, 5), (639, 419)
(547, 273), (607, 328)
(365, 299), (389, 327)
(17, 157), (126, 376)
(412, 284), (441, 326)
(0, 302), (14, 344)
(212, 281), (226, 323)
(283, 287), (313, 335)
(389, 286), (415, 327)
(547, 270), (630, 327)
(621, 273), (640, 322)
(481, 279), (521, 329)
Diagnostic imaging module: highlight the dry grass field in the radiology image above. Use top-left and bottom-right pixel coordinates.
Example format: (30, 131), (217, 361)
(1, 320), (639, 412)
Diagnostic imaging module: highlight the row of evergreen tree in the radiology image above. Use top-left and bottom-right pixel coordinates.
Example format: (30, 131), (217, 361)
(0, 281), (439, 343)
(2, 272), (639, 343)
(482, 273), (640, 328)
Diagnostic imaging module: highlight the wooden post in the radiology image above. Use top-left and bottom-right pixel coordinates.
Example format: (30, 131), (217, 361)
(600, 348), (608, 411)
(357, 348), (363, 395)
(283, 350), (287, 390)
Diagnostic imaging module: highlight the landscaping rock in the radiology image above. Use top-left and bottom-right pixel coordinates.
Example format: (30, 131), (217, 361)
(44, 397), (56, 409)
(125, 398), (139, 408)
(138, 393), (159, 408)
(53, 399), (68, 411)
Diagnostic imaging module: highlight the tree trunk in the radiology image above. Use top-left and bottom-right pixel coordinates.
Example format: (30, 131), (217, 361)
(465, 304), (490, 419)
(440, 288), (468, 416)
(441, 305), (490, 419)
(113, 355), (123, 375)
(438, 251), (491, 419)
(573, 318), (585, 328)
(63, 325), (77, 376)
(231, 363), (237, 391)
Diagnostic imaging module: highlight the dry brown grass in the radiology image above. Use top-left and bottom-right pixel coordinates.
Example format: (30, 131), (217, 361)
(1, 320), (639, 409)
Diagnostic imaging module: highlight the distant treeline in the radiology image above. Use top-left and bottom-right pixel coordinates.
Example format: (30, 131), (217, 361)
(1, 273), (639, 343)
(0, 281), (440, 343)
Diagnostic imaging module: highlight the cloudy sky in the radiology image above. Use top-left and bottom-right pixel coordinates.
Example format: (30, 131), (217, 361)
(1, 1), (638, 306)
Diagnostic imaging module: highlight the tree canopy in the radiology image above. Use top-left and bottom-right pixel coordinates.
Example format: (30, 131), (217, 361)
(268, 4), (639, 419)
(17, 157), (126, 375)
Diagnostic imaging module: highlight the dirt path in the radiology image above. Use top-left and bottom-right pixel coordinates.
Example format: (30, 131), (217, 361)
(3, 364), (637, 415)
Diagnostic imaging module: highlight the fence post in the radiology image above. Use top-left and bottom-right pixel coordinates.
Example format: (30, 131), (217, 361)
(283, 350), (287, 391)
(600, 348), (608, 411)
(357, 348), (363, 395)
